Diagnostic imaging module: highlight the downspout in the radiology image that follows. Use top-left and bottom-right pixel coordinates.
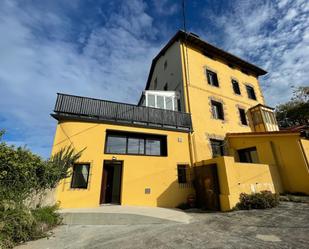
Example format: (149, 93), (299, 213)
(180, 36), (197, 171)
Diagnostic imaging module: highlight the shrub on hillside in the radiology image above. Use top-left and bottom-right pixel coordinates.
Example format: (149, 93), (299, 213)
(0, 130), (82, 248)
(235, 191), (279, 210)
(0, 203), (61, 249)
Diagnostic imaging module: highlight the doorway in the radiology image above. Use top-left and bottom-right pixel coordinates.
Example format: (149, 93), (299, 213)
(100, 160), (123, 205)
(194, 164), (220, 211)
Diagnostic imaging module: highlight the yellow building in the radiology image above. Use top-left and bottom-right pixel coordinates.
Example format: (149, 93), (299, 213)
(51, 31), (309, 211)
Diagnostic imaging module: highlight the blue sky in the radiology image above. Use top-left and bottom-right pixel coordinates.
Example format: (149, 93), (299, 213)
(0, 0), (308, 158)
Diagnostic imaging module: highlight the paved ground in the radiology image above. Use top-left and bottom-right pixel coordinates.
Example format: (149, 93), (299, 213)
(59, 205), (192, 224)
(16, 202), (309, 249)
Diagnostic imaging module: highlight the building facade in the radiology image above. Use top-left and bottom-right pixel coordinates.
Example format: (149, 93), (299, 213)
(51, 31), (309, 211)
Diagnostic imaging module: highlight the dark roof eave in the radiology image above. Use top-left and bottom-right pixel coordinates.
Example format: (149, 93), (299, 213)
(142, 30), (267, 95)
(249, 103), (275, 110)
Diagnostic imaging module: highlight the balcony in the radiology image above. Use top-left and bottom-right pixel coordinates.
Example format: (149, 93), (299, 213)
(52, 93), (192, 132)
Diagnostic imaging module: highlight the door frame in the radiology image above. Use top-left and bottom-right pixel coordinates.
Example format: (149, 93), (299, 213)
(100, 160), (123, 205)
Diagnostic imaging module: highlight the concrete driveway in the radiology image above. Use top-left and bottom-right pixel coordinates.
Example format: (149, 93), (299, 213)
(16, 202), (309, 249)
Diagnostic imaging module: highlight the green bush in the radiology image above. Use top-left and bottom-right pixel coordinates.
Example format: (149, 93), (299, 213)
(0, 204), (61, 249)
(32, 204), (61, 228)
(0, 130), (82, 248)
(236, 190), (279, 210)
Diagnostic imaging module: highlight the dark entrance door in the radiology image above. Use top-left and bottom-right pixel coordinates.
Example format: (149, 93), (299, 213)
(100, 160), (123, 204)
(194, 164), (220, 211)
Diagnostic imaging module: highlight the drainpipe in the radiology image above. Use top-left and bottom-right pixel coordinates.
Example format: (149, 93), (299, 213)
(180, 36), (197, 172)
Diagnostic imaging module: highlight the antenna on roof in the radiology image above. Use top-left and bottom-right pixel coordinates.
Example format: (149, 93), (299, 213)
(182, 0), (187, 33)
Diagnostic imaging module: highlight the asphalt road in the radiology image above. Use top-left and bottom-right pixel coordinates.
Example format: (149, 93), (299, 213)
(16, 202), (309, 249)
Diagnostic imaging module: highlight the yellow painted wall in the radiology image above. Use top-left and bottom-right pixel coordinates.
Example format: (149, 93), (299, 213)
(228, 134), (309, 194)
(196, 156), (275, 211)
(179, 43), (265, 162)
(52, 120), (194, 208)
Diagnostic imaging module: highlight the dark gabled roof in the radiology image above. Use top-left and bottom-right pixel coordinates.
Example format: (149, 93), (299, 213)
(143, 30), (267, 91)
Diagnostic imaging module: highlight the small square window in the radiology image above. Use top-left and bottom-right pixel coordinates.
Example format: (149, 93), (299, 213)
(232, 80), (241, 95)
(246, 85), (257, 100)
(210, 139), (224, 157)
(211, 100), (224, 120)
(177, 165), (188, 183)
(71, 164), (90, 189)
(206, 69), (219, 87)
(237, 147), (259, 163)
(239, 108), (248, 125)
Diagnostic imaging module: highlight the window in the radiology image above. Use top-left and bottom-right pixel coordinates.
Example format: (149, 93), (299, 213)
(210, 139), (224, 157)
(127, 138), (145, 154)
(144, 91), (178, 111)
(239, 108), (248, 125)
(232, 79), (241, 95)
(237, 147), (259, 163)
(246, 85), (257, 100)
(146, 139), (161, 155)
(165, 96), (173, 110)
(164, 83), (168, 91)
(211, 100), (224, 120)
(206, 69), (219, 87)
(177, 165), (188, 183)
(148, 94), (155, 107)
(105, 131), (167, 156)
(252, 111), (263, 125)
(263, 111), (276, 124)
(105, 135), (126, 154)
(71, 164), (90, 189)
(164, 60), (168, 70)
(157, 95), (164, 109)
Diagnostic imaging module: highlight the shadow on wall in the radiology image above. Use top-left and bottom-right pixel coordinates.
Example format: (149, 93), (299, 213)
(156, 180), (194, 208)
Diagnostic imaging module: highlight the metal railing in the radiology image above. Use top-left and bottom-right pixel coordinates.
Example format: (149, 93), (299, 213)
(53, 93), (192, 131)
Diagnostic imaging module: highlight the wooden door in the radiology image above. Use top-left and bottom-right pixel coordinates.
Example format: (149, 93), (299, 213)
(194, 164), (220, 211)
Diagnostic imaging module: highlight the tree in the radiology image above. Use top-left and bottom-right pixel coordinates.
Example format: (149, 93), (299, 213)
(0, 131), (83, 203)
(275, 86), (309, 128)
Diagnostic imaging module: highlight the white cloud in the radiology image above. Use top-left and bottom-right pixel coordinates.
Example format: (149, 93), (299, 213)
(199, 0), (309, 106)
(152, 0), (180, 15)
(0, 0), (160, 157)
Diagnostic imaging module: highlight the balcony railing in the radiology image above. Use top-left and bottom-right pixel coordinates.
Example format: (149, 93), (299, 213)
(53, 93), (192, 131)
